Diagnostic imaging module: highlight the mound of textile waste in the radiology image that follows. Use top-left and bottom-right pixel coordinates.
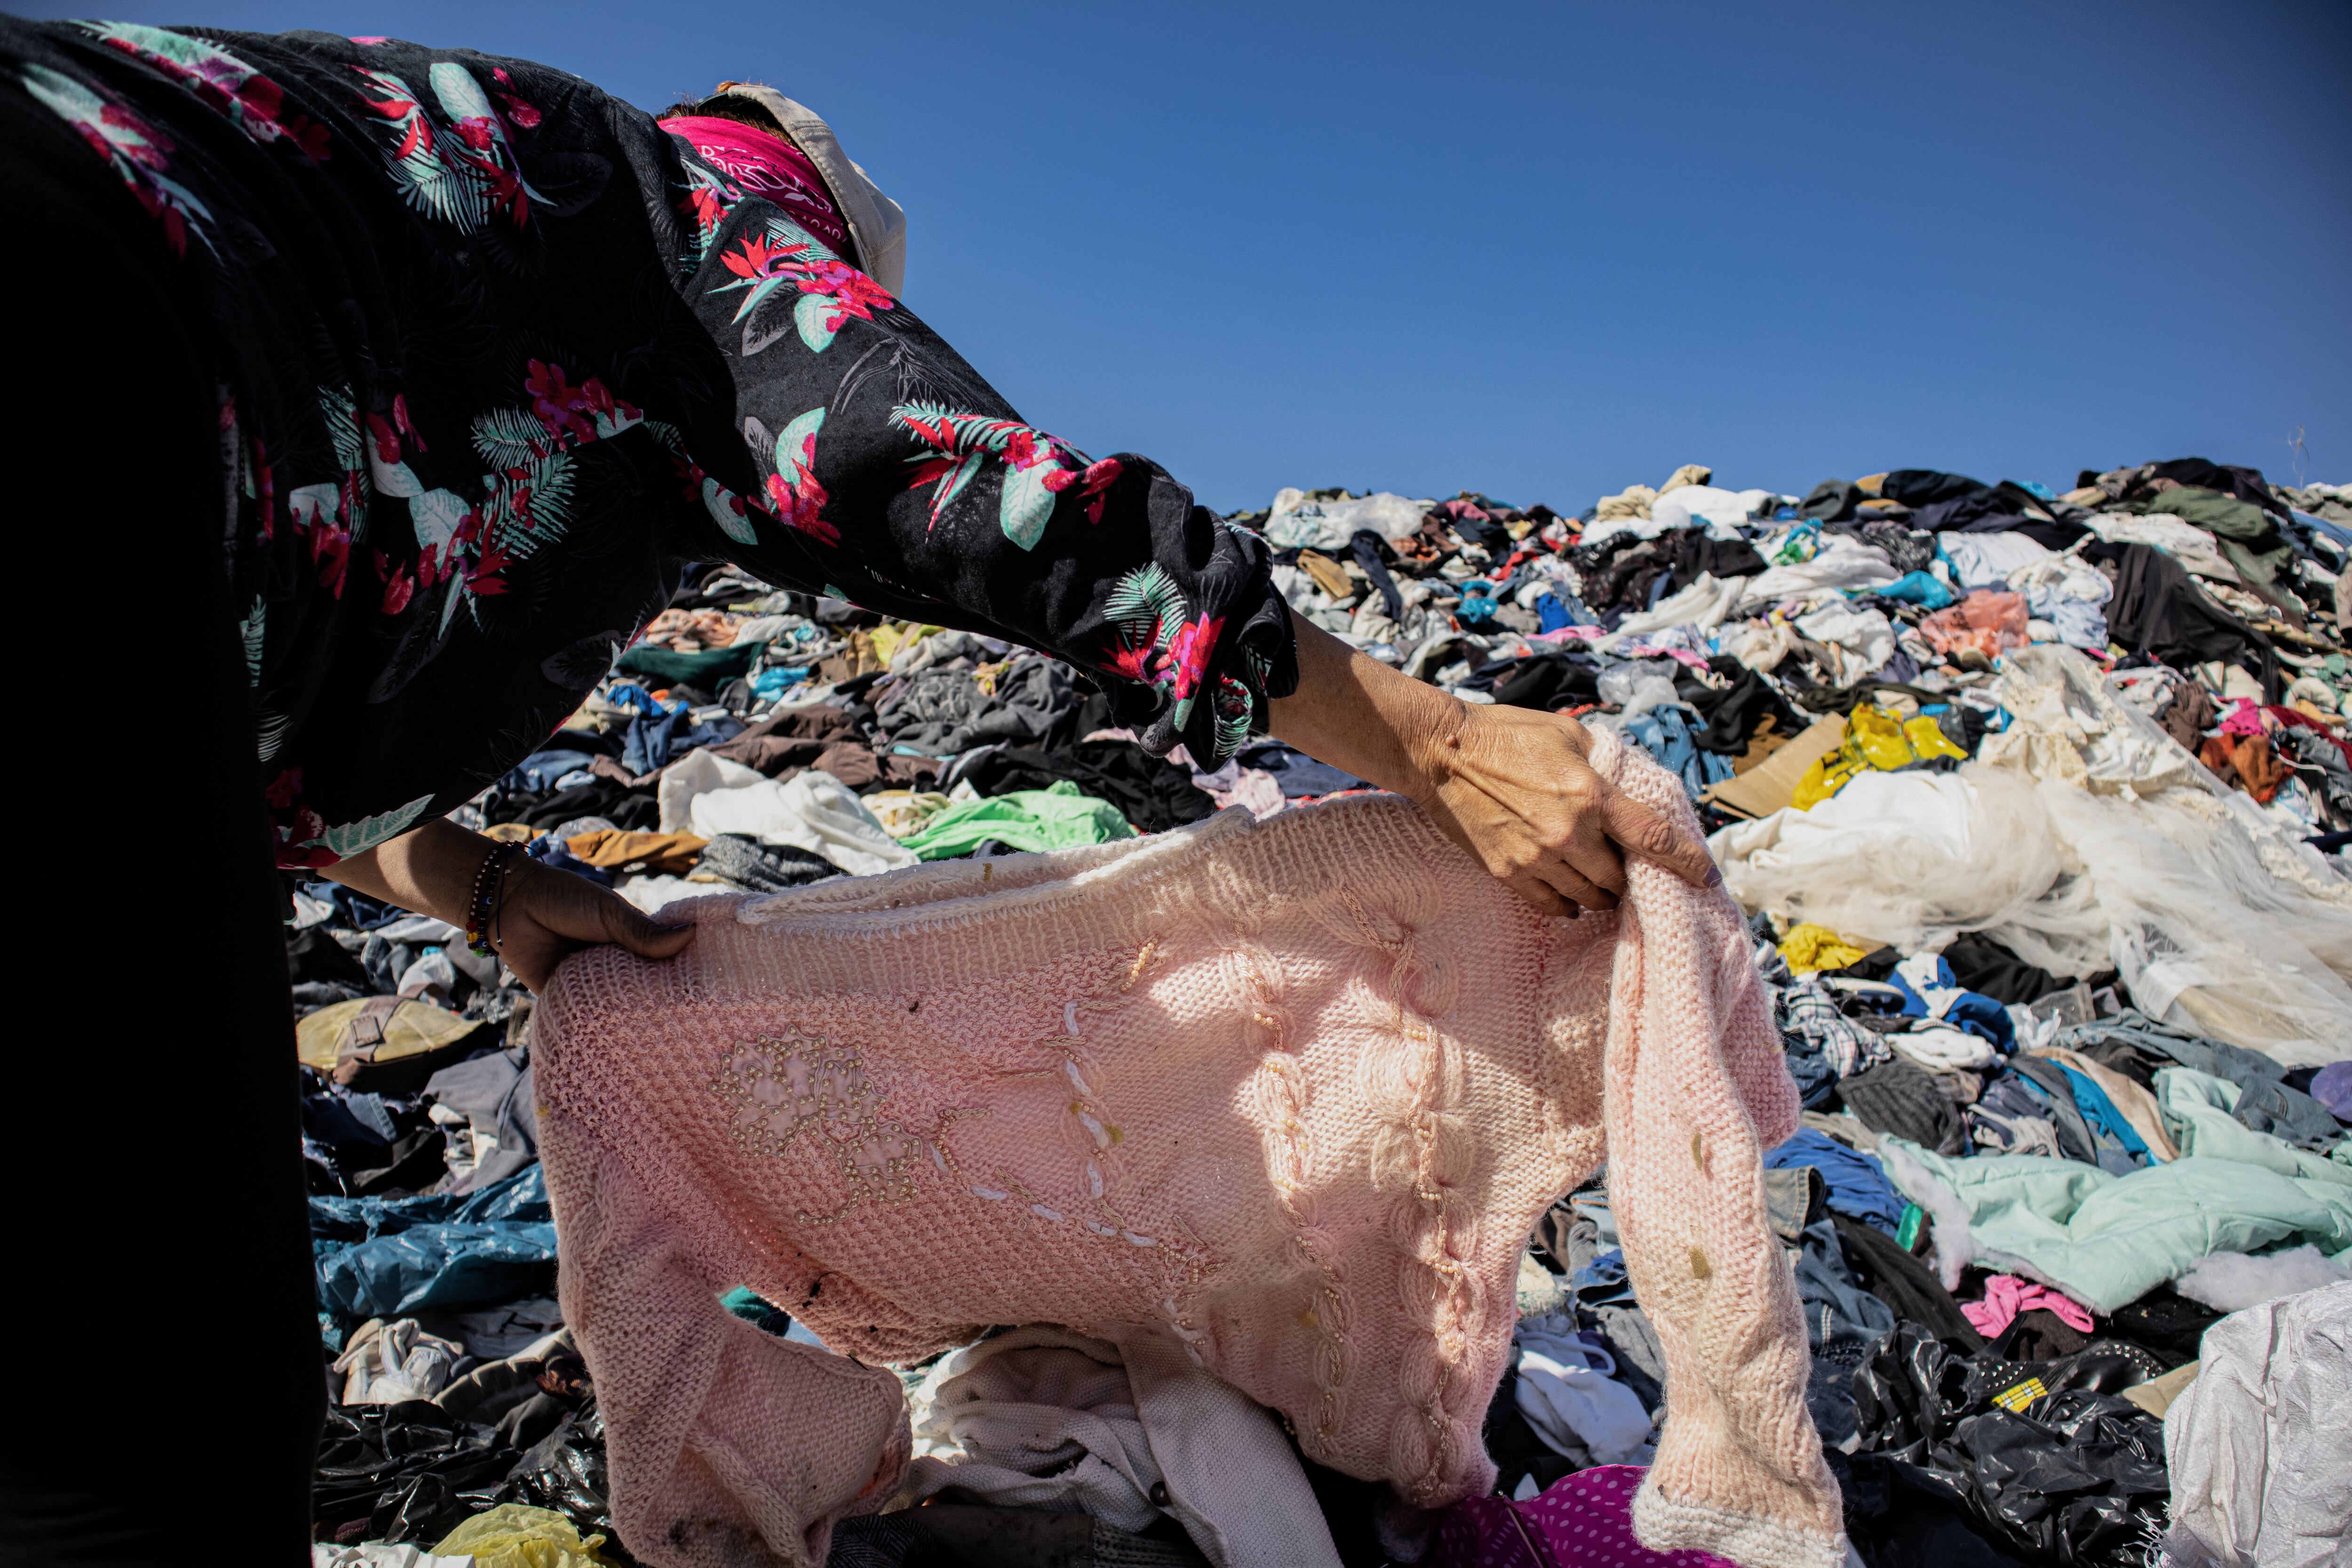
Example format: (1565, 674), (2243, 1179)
(300, 460), (2351, 1568)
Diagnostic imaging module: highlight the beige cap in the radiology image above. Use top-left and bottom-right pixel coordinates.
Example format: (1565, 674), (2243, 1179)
(707, 81), (907, 297)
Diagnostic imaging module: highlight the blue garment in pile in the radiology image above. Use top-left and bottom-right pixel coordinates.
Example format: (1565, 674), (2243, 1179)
(311, 1163), (557, 1320)
(1764, 1129), (1909, 1234)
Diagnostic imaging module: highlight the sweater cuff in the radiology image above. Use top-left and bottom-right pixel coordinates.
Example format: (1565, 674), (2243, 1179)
(1632, 1481), (1851, 1568)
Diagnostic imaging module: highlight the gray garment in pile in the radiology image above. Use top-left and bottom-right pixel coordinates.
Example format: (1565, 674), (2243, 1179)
(422, 1045), (537, 1194)
(879, 658), (1074, 755)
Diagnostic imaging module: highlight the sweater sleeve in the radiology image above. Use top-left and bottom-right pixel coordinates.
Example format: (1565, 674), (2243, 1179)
(1595, 734), (1844, 1568)
(657, 148), (1296, 765)
(538, 1103), (909, 1568)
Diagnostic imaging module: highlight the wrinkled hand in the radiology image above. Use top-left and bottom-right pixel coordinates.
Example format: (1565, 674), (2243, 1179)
(491, 857), (695, 992)
(1407, 702), (1720, 918)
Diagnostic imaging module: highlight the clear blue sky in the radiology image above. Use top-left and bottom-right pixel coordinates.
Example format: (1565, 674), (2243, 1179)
(15, 0), (2349, 512)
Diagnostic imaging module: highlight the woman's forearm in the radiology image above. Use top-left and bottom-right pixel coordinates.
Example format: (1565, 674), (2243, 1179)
(322, 817), (500, 926)
(1265, 606), (1462, 797)
(325, 817), (694, 989)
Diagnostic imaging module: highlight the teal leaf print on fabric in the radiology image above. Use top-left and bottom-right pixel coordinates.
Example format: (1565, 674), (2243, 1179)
(279, 386), (366, 599)
(761, 407), (836, 545)
(1104, 561), (1187, 645)
(265, 769), (430, 867)
(75, 22), (332, 160)
(673, 158), (745, 271)
(240, 597), (267, 684)
(351, 63), (544, 231)
(645, 419), (763, 547)
(1096, 562), (1227, 732)
(792, 290), (843, 354)
(1000, 460), (1062, 551)
(19, 61), (215, 256)
(1210, 674), (1255, 760)
(319, 792), (434, 859)
(365, 359), (651, 632)
(471, 406), (551, 468)
(889, 403), (1123, 549)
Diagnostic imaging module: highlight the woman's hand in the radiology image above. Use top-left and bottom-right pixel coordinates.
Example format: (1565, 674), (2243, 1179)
(1265, 607), (1719, 916)
(1404, 699), (1719, 916)
(476, 854), (696, 991)
(325, 818), (694, 993)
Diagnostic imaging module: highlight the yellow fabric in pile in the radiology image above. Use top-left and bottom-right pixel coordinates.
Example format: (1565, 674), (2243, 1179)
(1791, 706), (1967, 810)
(1779, 923), (1869, 974)
(294, 996), (477, 1073)
(432, 1504), (617, 1568)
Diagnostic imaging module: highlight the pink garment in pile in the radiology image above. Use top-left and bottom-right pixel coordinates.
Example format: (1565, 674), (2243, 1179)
(661, 114), (852, 256)
(1962, 1274), (2096, 1339)
(1438, 1466), (1740, 1568)
(536, 732), (1843, 1568)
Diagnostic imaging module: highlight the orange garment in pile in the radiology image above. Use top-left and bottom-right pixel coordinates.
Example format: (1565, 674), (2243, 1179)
(535, 732), (1843, 1568)
(1919, 589), (2030, 660)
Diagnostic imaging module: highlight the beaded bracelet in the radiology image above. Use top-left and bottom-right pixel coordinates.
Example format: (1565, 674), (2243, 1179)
(466, 840), (526, 958)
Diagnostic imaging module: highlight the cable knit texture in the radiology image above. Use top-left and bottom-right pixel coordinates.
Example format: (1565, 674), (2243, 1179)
(535, 732), (1843, 1568)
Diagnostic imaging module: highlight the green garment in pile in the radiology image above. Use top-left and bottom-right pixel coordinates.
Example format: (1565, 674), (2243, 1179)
(1883, 1066), (2352, 1313)
(904, 779), (1136, 860)
(2136, 486), (2297, 604)
(615, 639), (770, 685)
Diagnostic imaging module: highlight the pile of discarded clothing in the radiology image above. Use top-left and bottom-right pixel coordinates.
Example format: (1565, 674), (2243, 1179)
(299, 458), (2351, 1568)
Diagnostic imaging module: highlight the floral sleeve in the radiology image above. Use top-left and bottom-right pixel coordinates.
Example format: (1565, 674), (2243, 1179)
(663, 158), (1297, 764)
(1, 16), (1297, 876)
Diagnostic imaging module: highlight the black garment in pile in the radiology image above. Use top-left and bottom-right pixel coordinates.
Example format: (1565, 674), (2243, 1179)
(2140, 457), (2287, 517)
(1482, 650), (1603, 711)
(1662, 526), (1768, 581)
(2098, 1290), (2224, 1363)
(1832, 1215), (1984, 1352)
(1839, 1057), (1967, 1155)
(1856, 520), (1939, 574)
(696, 834), (840, 893)
(955, 740), (1220, 833)
(1348, 529), (1405, 620)
(1829, 1451), (2030, 1568)
(1848, 1323), (2172, 1568)
(1993, 1309), (2093, 1364)
(1940, 935), (2070, 1006)
(488, 779), (663, 834)
(1909, 491), (2022, 534)
(1878, 470), (1989, 509)
(2100, 542), (2282, 702)
(1571, 527), (1766, 619)
(1678, 657), (1803, 754)
(1803, 480), (1863, 522)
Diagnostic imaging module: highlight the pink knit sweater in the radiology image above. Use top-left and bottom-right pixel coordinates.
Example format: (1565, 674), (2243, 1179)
(535, 732), (1842, 1568)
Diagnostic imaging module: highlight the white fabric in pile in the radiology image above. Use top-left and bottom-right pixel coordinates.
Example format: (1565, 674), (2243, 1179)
(659, 752), (914, 876)
(897, 1325), (1343, 1568)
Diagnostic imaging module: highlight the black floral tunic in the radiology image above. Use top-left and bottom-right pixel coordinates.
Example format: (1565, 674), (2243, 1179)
(1, 19), (1293, 867)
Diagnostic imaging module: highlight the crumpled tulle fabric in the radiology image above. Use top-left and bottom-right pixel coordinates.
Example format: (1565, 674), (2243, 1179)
(1713, 646), (2352, 1062)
